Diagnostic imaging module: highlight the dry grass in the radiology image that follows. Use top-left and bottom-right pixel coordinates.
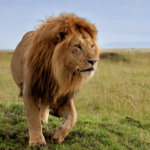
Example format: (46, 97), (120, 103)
(0, 52), (22, 104)
(101, 48), (150, 54)
(0, 51), (150, 122)
(75, 53), (150, 121)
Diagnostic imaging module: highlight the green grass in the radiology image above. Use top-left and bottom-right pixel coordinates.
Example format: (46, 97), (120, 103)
(0, 51), (150, 149)
(1, 103), (150, 150)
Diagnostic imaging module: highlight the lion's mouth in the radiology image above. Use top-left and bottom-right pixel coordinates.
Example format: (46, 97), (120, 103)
(78, 67), (94, 72)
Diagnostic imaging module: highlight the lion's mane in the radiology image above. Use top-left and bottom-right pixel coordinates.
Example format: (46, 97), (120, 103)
(25, 13), (98, 109)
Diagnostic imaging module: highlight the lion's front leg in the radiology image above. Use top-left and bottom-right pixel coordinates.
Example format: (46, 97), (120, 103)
(23, 90), (46, 146)
(52, 99), (77, 144)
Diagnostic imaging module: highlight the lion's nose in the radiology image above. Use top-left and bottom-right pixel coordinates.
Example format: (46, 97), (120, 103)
(87, 60), (98, 65)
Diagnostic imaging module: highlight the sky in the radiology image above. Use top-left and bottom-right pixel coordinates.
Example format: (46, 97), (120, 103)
(0, 0), (150, 49)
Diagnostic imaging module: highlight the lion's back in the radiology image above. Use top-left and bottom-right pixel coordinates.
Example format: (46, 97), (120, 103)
(11, 31), (35, 88)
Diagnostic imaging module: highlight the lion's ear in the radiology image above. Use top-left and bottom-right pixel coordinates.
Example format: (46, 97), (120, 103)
(56, 32), (68, 42)
(59, 32), (66, 41)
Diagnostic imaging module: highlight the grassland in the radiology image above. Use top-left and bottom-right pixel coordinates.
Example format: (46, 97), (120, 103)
(0, 51), (150, 149)
(100, 48), (150, 54)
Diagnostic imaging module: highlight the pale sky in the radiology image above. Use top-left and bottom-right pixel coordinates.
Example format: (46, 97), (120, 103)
(0, 0), (150, 49)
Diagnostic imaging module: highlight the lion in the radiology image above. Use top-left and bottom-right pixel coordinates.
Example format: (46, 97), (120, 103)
(11, 13), (99, 146)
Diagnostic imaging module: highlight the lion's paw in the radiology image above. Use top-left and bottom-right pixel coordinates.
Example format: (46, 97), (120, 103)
(51, 135), (64, 144)
(29, 137), (46, 146)
(51, 129), (68, 144)
(30, 142), (46, 148)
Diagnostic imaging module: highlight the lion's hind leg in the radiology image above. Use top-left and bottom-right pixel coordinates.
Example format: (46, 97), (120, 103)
(39, 101), (49, 124)
(52, 100), (77, 144)
(19, 83), (23, 96)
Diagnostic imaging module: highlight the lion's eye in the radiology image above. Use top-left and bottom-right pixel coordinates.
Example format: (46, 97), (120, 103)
(75, 45), (81, 49)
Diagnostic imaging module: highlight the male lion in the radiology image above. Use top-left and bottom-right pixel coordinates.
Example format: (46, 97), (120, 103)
(11, 13), (99, 146)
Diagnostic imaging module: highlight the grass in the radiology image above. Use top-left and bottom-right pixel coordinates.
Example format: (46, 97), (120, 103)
(101, 48), (150, 54)
(76, 53), (150, 121)
(0, 51), (150, 149)
(1, 103), (150, 150)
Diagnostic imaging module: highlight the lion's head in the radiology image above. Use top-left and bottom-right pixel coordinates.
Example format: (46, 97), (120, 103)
(26, 13), (99, 108)
(52, 28), (98, 76)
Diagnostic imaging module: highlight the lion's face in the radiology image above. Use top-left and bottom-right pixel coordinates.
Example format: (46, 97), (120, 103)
(52, 29), (99, 85)
(68, 31), (99, 77)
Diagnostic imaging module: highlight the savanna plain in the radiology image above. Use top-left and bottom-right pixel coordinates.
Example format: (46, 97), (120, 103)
(0, 50), (150, 150)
